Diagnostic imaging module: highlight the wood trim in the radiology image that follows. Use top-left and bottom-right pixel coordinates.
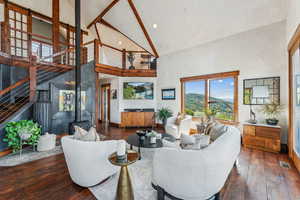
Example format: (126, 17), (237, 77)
(127, 0), (159, 58)
(288, 24), (300, 51)
(94, 24), (102, 46)
(100, 19), (155, 57)
(180, 70), (240, 82)
(95, 63), (156, 77)
(94, 39), (100, 64)
(102, 43), (123, 52)
(288, 23), (300, 173)
(0, 149), (12, 158)
(52, 0), (60, 55)
(0, 77), (29, 96)
(87, 0), (120, 29)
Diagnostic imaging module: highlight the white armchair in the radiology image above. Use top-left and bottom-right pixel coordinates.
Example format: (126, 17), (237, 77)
(165, 115), (193, 139)
(61, 136), (119, 187)
(152, 126), (241, 200)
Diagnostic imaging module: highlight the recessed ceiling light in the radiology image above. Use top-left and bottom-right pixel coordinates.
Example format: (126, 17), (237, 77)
(118, 41), (122, 45)
(153, 24), (158, 29)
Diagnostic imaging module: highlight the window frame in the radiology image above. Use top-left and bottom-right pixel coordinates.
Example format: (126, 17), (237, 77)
(180, 71), (239, 124)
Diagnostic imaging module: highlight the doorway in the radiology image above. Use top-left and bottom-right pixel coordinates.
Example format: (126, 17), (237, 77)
(100, 84), (111, 123)
(288, 26), (300, 173)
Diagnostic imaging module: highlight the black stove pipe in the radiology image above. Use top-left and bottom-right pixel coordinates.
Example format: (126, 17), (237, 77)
(74, 0), (81, 122)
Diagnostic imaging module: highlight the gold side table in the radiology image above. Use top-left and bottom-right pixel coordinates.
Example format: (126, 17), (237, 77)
(109, 150), (139, 200)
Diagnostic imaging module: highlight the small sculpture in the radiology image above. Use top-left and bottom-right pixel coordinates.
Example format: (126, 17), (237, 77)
(127, 52), (135, 69)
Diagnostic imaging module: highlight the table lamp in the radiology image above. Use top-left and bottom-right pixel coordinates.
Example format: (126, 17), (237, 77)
(248, 86), (269, 124)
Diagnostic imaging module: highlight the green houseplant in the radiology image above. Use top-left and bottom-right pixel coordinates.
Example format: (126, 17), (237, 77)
(261, 102), (283, 125)
(156, 107), (173, 127)
(204, 106), (220, 121)
(3, 120), (41, 152)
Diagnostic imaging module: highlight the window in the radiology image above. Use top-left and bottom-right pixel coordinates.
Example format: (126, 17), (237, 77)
(184, 80), (205, 117)
(181, 71), (239, 122)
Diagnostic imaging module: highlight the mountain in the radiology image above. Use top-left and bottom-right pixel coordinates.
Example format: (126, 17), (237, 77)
(185, 93), (233, 113)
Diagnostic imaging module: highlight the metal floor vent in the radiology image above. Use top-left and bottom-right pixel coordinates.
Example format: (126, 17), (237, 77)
(279, 161), (291, 169)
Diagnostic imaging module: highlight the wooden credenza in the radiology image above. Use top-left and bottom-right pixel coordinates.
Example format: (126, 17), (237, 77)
(243, 123), (281, 153)
(121, 112), (154, 128)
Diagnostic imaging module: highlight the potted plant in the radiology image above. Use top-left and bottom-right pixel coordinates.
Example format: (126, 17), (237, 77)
(3, 120), (41, 152)
(204, 106), (219, 122)
(156, 107), (173, 127)
(148, 131), (157, 144)
(261, 102), (283, 125)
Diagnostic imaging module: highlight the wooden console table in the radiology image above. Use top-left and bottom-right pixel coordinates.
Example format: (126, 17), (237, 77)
(121, 112), (154, 128)
(242, 123), (281, 153)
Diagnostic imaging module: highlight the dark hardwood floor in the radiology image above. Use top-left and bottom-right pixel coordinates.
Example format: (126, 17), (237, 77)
(0, 124), (300, 200)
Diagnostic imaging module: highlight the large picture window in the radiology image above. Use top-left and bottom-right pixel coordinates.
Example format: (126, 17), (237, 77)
(181, 71), (239, 122)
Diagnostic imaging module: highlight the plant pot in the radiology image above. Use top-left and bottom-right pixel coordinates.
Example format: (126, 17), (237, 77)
(266, 118), (279, 126)
(150, 136), (157, 144)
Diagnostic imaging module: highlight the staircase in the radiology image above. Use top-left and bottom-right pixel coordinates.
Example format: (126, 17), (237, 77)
(0, 54), (74, 124)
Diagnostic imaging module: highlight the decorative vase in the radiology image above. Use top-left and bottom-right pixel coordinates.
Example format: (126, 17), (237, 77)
(150, 136), (157, 144)
(266, 119), (279, 126)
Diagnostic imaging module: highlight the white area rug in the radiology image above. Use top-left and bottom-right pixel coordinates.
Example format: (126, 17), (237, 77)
(89, 148), (172, 200)
(0, 146), (62, 167)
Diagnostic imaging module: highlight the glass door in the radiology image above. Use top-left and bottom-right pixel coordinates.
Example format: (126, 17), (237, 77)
(292, 46), (300, 157)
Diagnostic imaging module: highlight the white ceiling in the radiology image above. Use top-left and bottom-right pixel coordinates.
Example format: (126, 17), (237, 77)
(12, 0), (287, 56)
(83, 0), (287, 56)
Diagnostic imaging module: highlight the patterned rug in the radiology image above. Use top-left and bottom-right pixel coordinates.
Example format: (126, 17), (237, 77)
(0, 146), (63, 167)
(89, 148), (172, 200)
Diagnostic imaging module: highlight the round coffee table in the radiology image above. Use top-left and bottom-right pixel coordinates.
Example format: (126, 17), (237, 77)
(126, 133), (176, 160)
(108, 150), (139, 200)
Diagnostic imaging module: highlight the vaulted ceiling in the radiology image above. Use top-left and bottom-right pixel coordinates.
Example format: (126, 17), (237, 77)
(78, 0), (287, 56)
(11, 0), (287, 56)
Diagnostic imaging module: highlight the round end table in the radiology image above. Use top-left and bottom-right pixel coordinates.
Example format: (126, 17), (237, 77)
(108, 150), (139, 200)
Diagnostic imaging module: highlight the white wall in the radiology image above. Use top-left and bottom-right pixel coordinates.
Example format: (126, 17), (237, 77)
(286, 0), (300, 42)
(157, 21), (288, 143)
(100, 76), (157, 124)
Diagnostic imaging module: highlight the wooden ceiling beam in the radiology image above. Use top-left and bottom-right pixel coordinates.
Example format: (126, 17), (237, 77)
(127, 0), (159, 58)
(94, 24), (102, 45)
(99, 19), (154, 57)
(87, 0), (120, 29)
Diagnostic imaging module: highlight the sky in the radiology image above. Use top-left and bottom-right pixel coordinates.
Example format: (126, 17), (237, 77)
(185, 77), (234, 102)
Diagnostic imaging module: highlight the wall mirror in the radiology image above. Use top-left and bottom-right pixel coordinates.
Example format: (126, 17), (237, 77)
(243, 77), (280, 105)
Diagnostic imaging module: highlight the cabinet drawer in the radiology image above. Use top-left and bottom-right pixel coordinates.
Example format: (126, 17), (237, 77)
(243, 125), (256, 136)
(256, 126), (280, 139)
(243, 135), (265, 148)
(265, 138), (280, 152)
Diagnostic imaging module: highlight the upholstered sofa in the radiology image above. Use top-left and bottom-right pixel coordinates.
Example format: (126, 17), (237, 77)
(152, 126), (241, 200)
(61, 136), (119, 187)
(165, 115), (193, 139)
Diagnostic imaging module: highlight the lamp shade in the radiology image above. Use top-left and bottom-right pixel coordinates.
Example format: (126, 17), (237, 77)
(252, 86), (269, 98)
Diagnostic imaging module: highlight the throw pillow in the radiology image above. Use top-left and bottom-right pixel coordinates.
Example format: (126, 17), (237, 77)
(74, 126), (100, 141)
(162, 139), (180, 149)
(209, 122), (228, 142)
(204, 121), (216, 135)
(181, 134), (210, 150)
(74, 126), (87, 140)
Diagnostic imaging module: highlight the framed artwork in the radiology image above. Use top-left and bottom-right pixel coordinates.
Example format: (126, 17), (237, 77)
(59, 90), (86, 111)
(243, 77), (280, 105)
(112, 89), (117, 99)
(162, 88), (176, 100)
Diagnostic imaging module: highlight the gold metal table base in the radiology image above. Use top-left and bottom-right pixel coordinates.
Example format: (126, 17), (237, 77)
(116, 165), (134, 200)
